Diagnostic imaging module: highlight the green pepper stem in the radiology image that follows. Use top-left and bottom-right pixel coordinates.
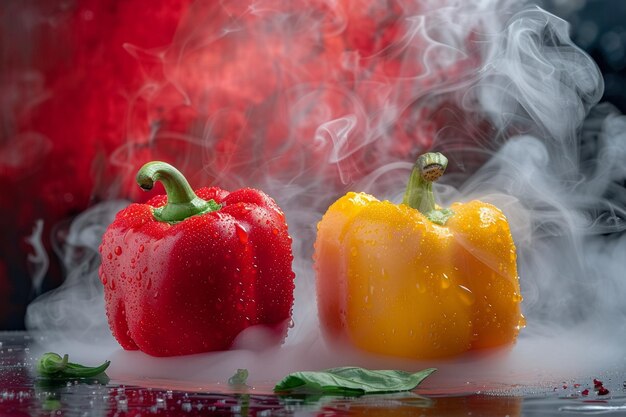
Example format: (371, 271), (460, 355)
(36, 352), (110, 379)
(36, 353), (69, 376)
(64, 360), (111, 378)
(402, 152), (454, 225)
(136, 161), (220, 223)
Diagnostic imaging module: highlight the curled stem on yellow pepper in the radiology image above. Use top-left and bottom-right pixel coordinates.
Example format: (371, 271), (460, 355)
(402, 152), (454, 225)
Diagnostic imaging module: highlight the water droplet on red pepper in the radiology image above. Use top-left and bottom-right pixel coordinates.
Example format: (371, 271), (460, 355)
(138, 244), (144, 253)
(109, 279), (116, 290)
(107, 253), (113, 260)
(272, 228), (279, 235)
(114, 246), (122, 256)
(235, 223), (248, 244)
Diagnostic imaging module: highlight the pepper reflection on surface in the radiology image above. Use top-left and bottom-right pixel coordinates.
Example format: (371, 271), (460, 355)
(319, 394), (521, 417)
(30, 383), (522, 417)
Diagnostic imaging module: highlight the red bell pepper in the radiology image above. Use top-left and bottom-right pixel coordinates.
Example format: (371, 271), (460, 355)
(98, 161), (295, 356)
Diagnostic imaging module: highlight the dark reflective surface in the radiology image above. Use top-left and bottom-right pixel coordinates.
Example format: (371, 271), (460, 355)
(2, 332), (626, 416)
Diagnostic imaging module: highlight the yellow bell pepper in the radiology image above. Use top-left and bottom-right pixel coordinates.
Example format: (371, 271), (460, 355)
(314, 152), (524, 359)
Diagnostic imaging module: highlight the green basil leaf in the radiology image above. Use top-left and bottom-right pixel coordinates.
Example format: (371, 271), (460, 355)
(273, 367), (436, 394)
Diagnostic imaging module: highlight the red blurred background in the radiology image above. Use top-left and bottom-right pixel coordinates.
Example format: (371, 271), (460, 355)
(1, 0), (193, 328)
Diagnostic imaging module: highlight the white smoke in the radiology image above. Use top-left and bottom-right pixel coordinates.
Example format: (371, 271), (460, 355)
(26, 201), (127, 352)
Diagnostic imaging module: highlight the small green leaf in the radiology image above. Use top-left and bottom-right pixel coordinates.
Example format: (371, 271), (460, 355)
(228, 369), (249, 386)
(36, 352), (110, 380)
(274, 367), (436, 394)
